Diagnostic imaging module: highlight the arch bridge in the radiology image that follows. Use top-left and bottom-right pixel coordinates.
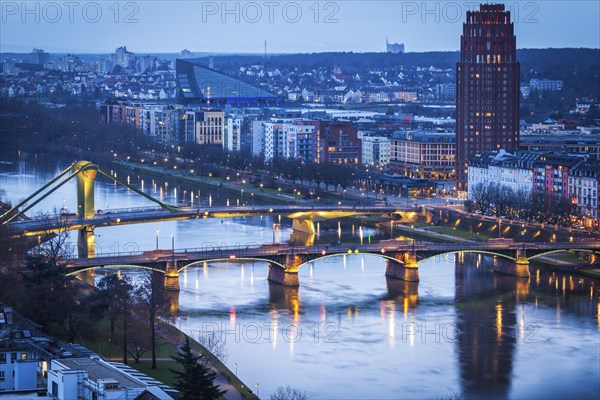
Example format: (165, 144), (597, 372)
(64, 240), (600, 289)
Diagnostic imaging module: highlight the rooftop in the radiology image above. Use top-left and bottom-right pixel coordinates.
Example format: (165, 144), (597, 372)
(57, 358), (145, 389)
(392, 130), (455, 143)
(176, 59), (276, 103)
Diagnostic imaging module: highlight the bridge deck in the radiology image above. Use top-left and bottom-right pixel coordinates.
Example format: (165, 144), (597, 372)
(66, 240), (600, 270)
(11, 204), (409, 236)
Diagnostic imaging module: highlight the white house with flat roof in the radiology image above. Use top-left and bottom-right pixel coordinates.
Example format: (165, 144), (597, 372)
(47, 357), (176, 400)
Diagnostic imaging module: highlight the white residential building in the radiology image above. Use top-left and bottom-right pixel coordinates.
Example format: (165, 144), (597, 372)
(568, 160), (600, 228)
(529, 78), (563, 92)
(264, 121), (288, 160)
(140, 105), (181, 145)
(251, 120), (265, 156)
(225, 117), (242, 152)
(468, 150), (540, 199)
(47, 357), (175, 400)
(361, 136), (391, 167)
(284, 123), (316, 162)
(0, 345), (41, 393)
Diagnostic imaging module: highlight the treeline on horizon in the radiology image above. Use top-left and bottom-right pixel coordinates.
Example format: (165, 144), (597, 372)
(191, 48), (597, 72)
(193, 48), (599, 97)
(3, 47), (598, 74)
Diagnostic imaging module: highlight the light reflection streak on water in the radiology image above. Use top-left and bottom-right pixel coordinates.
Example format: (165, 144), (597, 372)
(388, 301), (395, 348)
(229, 307), (236, 326)
(269, 310), (279, 351)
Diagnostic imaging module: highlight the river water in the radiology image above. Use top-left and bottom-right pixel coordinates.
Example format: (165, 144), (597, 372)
(1, 158), (599, 399)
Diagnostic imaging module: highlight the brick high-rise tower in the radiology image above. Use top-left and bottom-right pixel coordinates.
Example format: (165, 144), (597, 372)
(456, 4), (520, 197)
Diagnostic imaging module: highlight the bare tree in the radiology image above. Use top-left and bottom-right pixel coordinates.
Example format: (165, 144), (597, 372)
(470, 182), (492, 215)
(134, 272), (170, 369)
(196, 330), (228, 367)
(269, 386), (308, 400)
(33, 211), (73, 264)
(98, 274), (134, 364)
(125, 325), (152, 363)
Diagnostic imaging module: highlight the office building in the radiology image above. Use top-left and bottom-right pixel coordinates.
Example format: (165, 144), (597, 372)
(456, 3), (520, 197)
(30, 48), (49, 66)
(390, 131), (455, 179)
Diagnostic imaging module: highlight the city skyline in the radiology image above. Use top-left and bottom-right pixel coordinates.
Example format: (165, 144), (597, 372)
(1, 1), (599, 54)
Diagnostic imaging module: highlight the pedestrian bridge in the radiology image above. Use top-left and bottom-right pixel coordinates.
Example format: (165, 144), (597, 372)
(64, 239), (600, 288)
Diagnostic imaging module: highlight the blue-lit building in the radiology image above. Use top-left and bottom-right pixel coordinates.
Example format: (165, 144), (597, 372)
(176, 59), (278, 105)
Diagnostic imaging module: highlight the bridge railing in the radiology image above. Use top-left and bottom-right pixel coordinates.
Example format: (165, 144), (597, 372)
(95, 206), (165, 214)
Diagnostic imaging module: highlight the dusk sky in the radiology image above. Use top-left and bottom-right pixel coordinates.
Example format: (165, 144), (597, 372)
(1, 1), (599, 54)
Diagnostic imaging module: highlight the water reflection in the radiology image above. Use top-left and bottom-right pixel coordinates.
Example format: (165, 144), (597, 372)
(455, 254), (600, 399)
(384, 277), (419, 302)
(455, 256), (518, 399)
(268, 282), (300, 320)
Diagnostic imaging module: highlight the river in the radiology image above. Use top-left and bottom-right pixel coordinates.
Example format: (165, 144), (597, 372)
(1, 157), (598, 399)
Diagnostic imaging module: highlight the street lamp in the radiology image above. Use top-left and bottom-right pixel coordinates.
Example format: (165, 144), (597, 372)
(255, 384), (259, 396)
(234, 363), (238, 375)
(498, 219), (502, 239)
(156, 229), (159, 250)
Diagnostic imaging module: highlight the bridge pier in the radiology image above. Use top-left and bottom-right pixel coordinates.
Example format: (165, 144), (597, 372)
(268, 265), (299, 286)
(77, 227), (95, 258)
(164, 260), (180, 291)
(493, 248), (530, 278)
(385, 252), (420, 282)
(267, 253), (305, 287)
(292, 218), (315, 234)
